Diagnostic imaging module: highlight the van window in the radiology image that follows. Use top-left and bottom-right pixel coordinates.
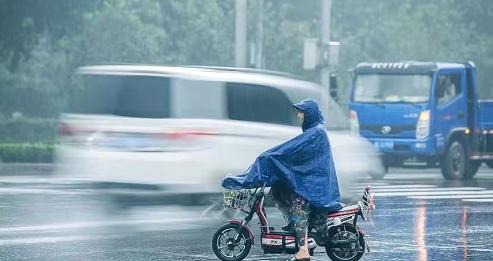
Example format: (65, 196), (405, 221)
(172, 79), (224, 119)
(226, 83), (298, 126)
(69, 75), (171, 118)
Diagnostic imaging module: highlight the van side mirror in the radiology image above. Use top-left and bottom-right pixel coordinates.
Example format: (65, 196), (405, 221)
(329, 74), (339, 102)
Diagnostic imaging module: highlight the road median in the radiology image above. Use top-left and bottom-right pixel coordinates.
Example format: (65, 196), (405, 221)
(0, 163), (57, 176)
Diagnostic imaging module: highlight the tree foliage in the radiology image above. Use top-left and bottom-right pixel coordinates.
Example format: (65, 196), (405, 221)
(0, 0), (102, 69)
(1, 0), (493, 120)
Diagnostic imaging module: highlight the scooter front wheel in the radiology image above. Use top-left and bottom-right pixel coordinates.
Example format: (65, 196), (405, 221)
(212, 223), (252, 261)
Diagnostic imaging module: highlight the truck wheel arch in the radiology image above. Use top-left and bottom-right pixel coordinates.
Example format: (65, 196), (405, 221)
(444, 128), (470, 154)
(441, 129), (479, 180)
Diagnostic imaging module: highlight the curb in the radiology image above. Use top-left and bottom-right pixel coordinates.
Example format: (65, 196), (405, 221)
(0, 163), (57, 175)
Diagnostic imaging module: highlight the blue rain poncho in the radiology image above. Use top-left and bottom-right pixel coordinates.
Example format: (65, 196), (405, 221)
(222, 99), (341, 210)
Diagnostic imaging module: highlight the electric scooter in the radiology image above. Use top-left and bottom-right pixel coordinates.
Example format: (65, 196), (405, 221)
(212, 182), (375, 261)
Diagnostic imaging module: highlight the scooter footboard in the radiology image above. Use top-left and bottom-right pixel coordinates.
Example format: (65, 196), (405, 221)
(228, 219), (255, 245)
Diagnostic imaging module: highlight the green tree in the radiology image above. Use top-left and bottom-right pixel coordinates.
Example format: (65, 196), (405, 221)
(68, 0), (169, 66)
(1, 0), (493, 122)
(0, 0), (101, 70)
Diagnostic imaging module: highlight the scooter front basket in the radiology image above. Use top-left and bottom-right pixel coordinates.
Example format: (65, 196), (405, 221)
(223, 189), (253, 211)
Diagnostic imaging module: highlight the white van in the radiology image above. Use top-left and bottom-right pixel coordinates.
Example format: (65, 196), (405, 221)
(56, 65), (382, 193)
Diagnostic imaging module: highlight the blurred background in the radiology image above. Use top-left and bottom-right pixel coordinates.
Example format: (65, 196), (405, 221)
(1, 0), (493, 162)
(1, 0), (493, 157)
(1, 1), (493, 260)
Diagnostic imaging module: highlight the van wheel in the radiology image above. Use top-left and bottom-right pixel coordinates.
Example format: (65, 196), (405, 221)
(369, 158), (388, 180)
(441, 141), (466, 180)
(368, 171), (386, 180)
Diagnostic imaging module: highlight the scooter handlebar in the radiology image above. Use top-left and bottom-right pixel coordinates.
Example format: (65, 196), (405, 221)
(260, 182), (267, 192)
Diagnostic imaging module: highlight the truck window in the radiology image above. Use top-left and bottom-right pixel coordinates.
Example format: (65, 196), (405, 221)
(437, 74), (461, 106)
(226, 83), (298, 126)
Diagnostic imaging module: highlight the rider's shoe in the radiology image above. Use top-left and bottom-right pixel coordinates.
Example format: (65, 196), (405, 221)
(290, 250), (311, 261)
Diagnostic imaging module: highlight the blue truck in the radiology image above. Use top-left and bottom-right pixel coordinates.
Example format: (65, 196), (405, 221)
(348, 61), (493, 180)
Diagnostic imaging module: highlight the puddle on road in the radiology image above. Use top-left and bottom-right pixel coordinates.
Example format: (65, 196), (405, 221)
(365, 198), (493, 261)
(2, 178), (493, 260)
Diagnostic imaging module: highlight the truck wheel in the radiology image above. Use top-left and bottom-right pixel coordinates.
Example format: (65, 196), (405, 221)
(464, 161), (480, 179)
(440, 141), (467, 180)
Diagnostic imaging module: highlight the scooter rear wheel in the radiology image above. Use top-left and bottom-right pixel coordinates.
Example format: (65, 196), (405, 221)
(212, 223), (252, 261)
(325, 223), (365, 261)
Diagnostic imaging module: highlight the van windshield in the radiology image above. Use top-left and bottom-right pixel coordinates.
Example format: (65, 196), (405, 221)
(353, 74), (431, 103)
(69, 74), (171, 118)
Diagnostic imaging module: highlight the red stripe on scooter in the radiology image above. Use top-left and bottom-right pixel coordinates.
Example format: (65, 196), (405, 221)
(263, 234), (296, 240)
(327, 209), (359, 218)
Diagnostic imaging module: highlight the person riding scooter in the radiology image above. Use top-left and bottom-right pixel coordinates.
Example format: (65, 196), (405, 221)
(222, 99), (341, 261)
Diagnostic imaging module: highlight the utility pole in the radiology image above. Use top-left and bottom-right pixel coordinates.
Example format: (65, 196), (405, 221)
(255, 0), (264, 69)
(235, 0), (247, 68)
(320, 0), (332, 90)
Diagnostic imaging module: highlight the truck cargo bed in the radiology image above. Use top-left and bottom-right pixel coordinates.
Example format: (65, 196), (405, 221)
(479, 100), (493, 130)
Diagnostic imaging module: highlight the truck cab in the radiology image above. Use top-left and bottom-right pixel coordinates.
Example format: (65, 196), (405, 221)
(350, 61), (493, 180)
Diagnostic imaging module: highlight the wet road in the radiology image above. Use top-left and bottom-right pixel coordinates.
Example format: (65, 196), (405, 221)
(1, 166), (493, 260)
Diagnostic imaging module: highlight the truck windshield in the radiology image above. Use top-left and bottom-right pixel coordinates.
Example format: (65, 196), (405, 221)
(353, 74), (431, 103)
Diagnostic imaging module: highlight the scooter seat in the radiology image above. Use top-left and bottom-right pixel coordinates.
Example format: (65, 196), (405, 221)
(338, 204), (360, 212)
(327, 204), (360, 217)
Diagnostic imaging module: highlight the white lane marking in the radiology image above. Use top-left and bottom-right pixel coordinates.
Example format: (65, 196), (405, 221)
(409, 194), (493, 199)
(462, 199), (493, 202)
(0, 235), (122, 246)
(384, 173), (438, 177)
(360, 171), (493, 181)
(355, 182), (390, 185)
(368, 187), (484, 193)
(382, 176), (437, 179)
(352, 184), (389, 188)
(374, 190), (493, 197)
(352, 184), (436, 189)
(0, 177), (82, 184)
(0, 188), (88, 195)
(0, 217), (205, 233)
(383, 174), (442, 178)
(0, 176), (49, 182)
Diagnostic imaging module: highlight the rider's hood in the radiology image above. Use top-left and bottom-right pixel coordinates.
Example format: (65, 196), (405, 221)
(222, 99), (341, 210)
(292, 99), (325, 132)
